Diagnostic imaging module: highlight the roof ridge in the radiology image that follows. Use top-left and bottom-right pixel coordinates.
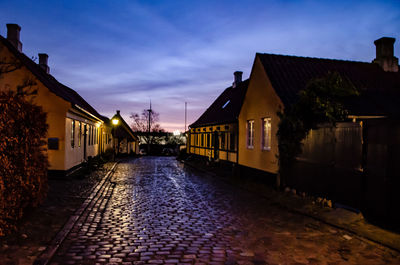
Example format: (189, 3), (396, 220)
(0, 35), (101, 118)
(257, 52), (371, 65)
(190, 79), (250, 127)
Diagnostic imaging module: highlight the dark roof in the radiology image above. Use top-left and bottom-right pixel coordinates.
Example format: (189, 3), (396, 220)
(99, 115), (110, 124)
(190, 79), (249, 128)
(0, 35), (102, 119)
(257, 53), (400, 116)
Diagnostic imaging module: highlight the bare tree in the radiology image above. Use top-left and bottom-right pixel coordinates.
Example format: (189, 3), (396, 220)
(130, 109), (165, 146)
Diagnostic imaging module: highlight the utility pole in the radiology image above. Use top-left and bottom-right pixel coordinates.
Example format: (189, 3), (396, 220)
(147, 100), (152, 155)
(184, 102), (187, 132)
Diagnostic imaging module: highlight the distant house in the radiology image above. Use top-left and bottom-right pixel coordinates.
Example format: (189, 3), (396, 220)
(0, 24), (119, 174)
(188, 72), (249, 163)
(110, 110), (139, 155)
(98, 115), (114, 154)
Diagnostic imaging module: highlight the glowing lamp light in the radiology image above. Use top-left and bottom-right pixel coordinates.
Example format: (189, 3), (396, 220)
(96, 123), (101, 128)
(173, 130), (180, 136)
(112, 118), (119, 125)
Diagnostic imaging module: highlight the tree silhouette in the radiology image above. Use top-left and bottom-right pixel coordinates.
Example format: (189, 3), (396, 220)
(130, 109), (165, 146)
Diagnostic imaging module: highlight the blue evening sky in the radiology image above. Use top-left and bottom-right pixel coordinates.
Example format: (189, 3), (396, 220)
(1, 0), (399, 131)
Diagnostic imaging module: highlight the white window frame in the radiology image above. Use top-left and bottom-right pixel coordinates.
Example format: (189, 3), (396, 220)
(261, 117), (272, 151)
(247, 120), (254, 149)
(71, 120), (75, 148)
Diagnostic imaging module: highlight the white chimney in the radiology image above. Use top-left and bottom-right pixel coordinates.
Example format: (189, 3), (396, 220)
(232, 71), (243, 88)
(38, 53), (50, 74)
(372, 37), (399, 72)
(6, 24), (22, 52)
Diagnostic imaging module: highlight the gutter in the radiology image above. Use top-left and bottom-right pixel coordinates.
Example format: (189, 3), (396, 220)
(73, 104), (103, 123)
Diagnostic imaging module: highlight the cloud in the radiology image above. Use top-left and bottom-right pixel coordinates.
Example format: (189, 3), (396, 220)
(1, 0), (400, 131)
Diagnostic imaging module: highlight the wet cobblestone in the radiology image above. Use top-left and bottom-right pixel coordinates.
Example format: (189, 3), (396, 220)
(51, 157), (400, 264)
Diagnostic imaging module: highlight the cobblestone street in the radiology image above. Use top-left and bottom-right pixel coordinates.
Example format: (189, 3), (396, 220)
(50, 157), (399, 265)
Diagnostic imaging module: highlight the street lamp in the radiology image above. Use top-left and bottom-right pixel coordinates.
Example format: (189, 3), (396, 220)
(112, 118), (119, 125)
(112, 118), (119, 160)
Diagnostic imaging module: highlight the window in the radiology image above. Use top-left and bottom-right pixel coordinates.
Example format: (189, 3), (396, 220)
(261, 118), (272, 150)
(229, 133), (236, 151)
(87, 125), (90, 145)
(90, 125), (93, 145)
(222, 100), (230, 109)
(207, 134), (211, 148)
(71, 120), (75, 148)
(201, 133), (204, 147)
(247, 120), (254, 149)
(221, 133), (226, 150)
(78, 122), (82, 147)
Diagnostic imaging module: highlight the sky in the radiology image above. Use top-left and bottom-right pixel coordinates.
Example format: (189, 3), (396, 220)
(1, 0), (400, 132)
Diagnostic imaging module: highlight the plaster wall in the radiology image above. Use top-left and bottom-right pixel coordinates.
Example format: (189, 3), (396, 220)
(238, 57), (283, 174)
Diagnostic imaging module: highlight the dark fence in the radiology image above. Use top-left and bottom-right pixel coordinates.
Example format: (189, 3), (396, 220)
(284, 119), (400, 225)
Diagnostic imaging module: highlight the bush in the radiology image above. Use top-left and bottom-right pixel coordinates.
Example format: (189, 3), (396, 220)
(0, 91), (48, 236)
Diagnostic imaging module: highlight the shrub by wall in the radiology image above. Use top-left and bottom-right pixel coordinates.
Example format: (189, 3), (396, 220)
(0, 91), (48, 236)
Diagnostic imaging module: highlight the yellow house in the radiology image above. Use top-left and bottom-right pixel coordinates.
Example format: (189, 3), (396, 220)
(98, 115), (115, 154)
(0, 24), (112, 175)
(188, 72), (249, 163)
(238, 37), (400, 179)
(110, 110), (139, 155)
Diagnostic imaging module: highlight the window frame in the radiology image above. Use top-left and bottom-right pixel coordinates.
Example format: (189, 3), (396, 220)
(71, 120), (75, 148)
(247, 120), (255, 149)
(78, 122), (82, 147)
(261, 117), (272, 151)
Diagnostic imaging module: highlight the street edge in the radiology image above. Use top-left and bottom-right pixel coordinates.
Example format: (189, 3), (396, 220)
(33, 162), (119, 265)
(180, 159), (400, 253)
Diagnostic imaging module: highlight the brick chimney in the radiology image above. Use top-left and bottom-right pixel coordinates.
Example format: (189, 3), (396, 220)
(6, 24), (22, 52)
(232, 71), (243, 88)
(372, 37), (399, 72)
(38, 53), (50, 74)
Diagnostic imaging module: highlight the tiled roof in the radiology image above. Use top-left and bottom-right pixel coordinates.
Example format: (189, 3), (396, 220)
(0, 35), (102, 119)
(257, 53), (400, 116)
(190, 79), (249, 128)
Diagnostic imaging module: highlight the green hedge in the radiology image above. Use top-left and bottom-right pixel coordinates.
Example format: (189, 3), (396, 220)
(0, 91), (48, 236)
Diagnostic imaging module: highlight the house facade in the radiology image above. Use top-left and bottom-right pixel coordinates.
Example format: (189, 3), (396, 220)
(187, 72), (249, 163)
(239, 37), (400, 175)
(110, 110), (139, 155)
(0, 24), (124, 174)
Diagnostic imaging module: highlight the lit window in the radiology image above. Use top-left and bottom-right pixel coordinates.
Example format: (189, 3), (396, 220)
(71, 120), (75, 148)
(222, 100), (230, 109)
(221, 133), (226, 150)
(261, 118), (272, 150)
(247, 120), (254, 149)
(78, 122), (81, 147)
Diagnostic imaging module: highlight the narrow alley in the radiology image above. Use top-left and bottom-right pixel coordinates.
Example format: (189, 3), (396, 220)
(50, 157), (399, 264)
